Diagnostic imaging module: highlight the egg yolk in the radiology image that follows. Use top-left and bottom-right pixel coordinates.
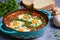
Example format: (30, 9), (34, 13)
(18, 28), (24, 32)
(13, 22), (19, 26)
(32, 19), (38, 24)
(23, 14), (29, 18)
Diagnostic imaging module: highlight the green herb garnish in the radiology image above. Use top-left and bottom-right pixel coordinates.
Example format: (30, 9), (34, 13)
(15, 26), (20, 29)
(0, 0), (19, 17)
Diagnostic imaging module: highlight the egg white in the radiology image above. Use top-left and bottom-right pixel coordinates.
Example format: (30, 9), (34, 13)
(28, 18), (42, 27)
(18, 14), (31, 20)
(31, 19), (42, 27)
(10, 21), (24, 29)
(10, 21), (31, 32)
(18, 27), (31, 32)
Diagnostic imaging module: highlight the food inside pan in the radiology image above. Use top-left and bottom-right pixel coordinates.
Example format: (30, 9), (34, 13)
(3, 9), (48, 32)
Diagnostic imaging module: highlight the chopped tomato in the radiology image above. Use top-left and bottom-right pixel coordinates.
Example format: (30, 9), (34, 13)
(6, 24), (11, 28)
(6, 22), (11, 28)
(32, 12), (40, 16)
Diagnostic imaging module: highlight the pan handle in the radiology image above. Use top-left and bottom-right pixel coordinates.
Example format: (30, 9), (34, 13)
(0, 22), (17, 34)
